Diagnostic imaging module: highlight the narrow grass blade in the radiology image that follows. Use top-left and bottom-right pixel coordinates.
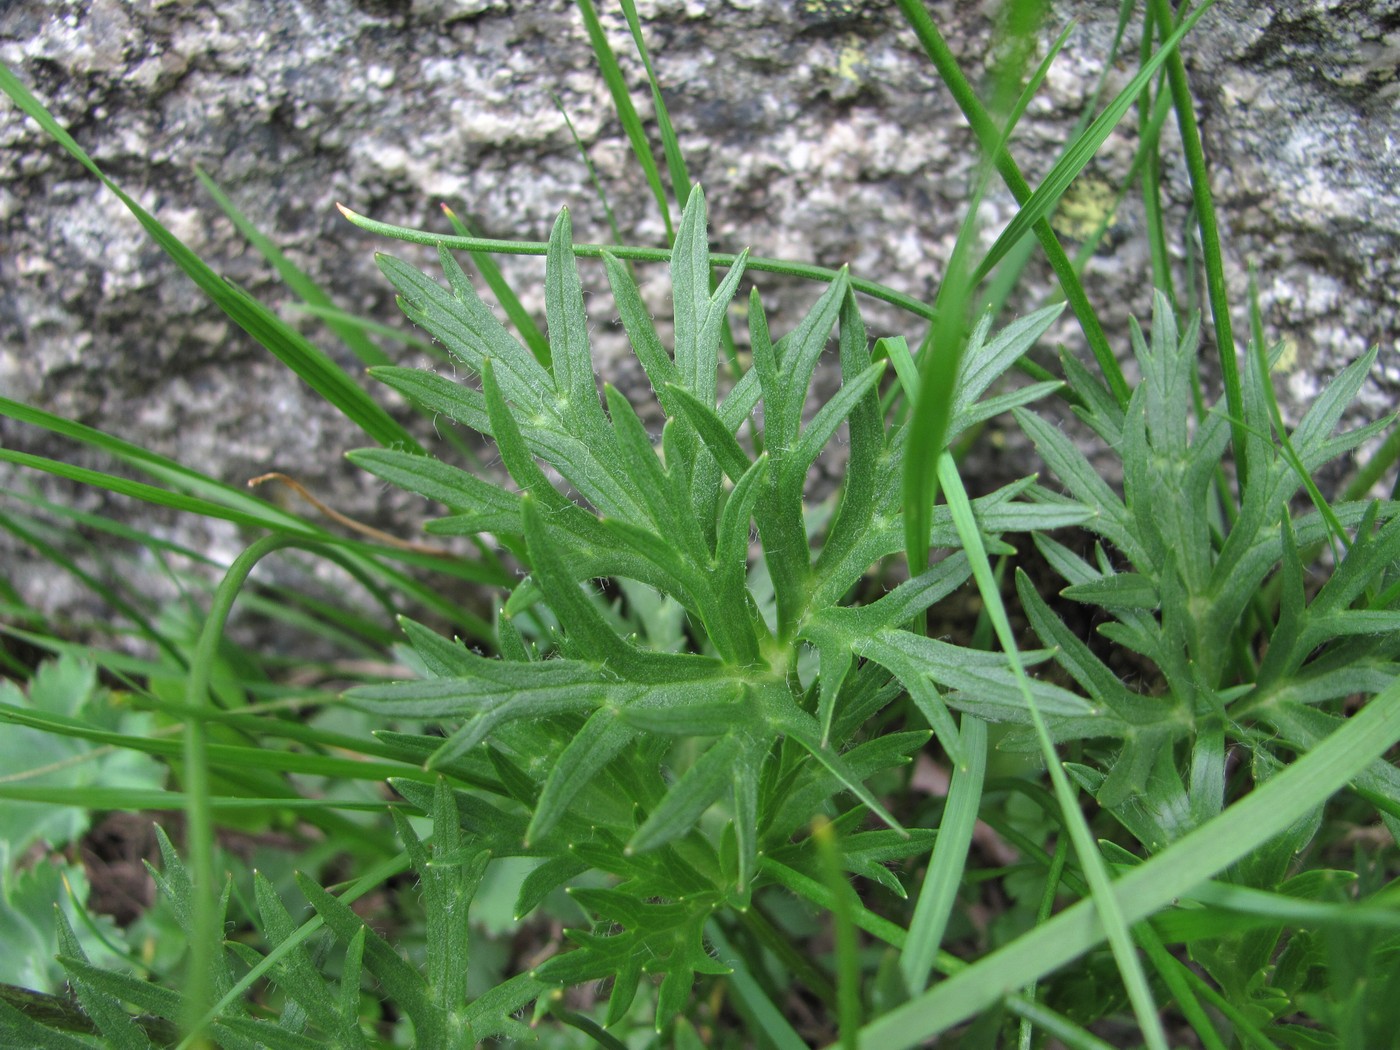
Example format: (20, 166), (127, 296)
(813, 817), (862, 1048)
(900, 714), (987, 994)
(0, 508), (186, 667)
(552, 91), (626, 251)
(195, 168), (391, 368)
(858, 673), (1400, 1047)
(969, 0), (1217, 284)
(618, 0), (692, 208)
(575, 0), (673, 240)
(708, 923), (810, 1050)
(893, 0), (1139, 404)
(1145, 0), (1243, 486)
(0, 63), (420, 453)
(936, 454), (1169, 1049)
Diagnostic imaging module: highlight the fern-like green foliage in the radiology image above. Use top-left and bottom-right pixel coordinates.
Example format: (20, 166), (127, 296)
(1002, 292), (1399, 838)
(342, 187), (1083, 1023)
(0, 805), (542, 1049)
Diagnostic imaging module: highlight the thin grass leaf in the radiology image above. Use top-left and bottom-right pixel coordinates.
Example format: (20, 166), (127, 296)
(1, 399), (507, 618)
(618, 0), (692, 208)
(858, 670), (1400, 1048)
(0, 64), (419, 453)
(0, 702), (439, 786)
(1145, 0), (1244, 488)
(0, 510), (185, 667)
(813, 817), (863, 1047)
(900, 714), (988, 994)
(936, 454), (1169, 1050)
(706, 923), (811, 1050)
(196, 168), (390, 369)
(970, 0), (1218, 285)
(574, 0), (673, 240)
(893, 0), (1130, 404)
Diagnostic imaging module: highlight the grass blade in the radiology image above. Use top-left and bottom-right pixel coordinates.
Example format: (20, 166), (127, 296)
(0, 62), (420, 454)
(900, 714), (988, 994)
(574, 0), (673, 240)
(936, 454), (1169, 1049)
(195, 168), (391, 368)
(618, 0), (693, 208)
(859, 671), (1400, 1047)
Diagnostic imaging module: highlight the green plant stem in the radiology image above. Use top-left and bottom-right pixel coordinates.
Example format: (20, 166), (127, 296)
(1017, 832), (1070, 1050)
(814, 817), (862, 1049)
(180, 533), (330, 1049)
(738, 903), (837, 1007)
(1137, 13), (1177, 306)
(343, 205), (935, 319)
(1147, 0), (1246, 488)
(1343, 422), (1400, 501)
(342, 208), (1064, 393)
(1136, 923), (1231, 1050)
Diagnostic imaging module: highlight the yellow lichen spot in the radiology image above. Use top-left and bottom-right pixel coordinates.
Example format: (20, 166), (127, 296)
(837, 39), (866, 83)
(1050, 173), (1119, 240)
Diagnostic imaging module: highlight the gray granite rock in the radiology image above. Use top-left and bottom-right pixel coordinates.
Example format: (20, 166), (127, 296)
(1, 0), (1396, 628)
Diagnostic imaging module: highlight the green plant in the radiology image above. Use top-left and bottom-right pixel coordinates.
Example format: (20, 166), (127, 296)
(1, 1), (1398, 1048)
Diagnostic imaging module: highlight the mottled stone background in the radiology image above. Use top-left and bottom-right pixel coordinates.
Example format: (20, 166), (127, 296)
(1, 0), (1397, 625)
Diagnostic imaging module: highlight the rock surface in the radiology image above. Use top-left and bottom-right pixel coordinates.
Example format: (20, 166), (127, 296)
(1, 0), (1397, 626)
